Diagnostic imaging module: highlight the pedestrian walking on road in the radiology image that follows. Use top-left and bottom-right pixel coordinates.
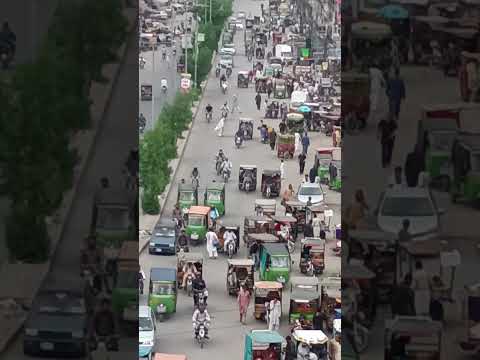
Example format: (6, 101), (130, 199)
(301, 133), (310, 155)
(377, 116), (397, 168)
(267, 84), (273, 99)
(269, 128), (277, 150)
(205, 228), (219, 259)
(298, 152), (306, 174)
(280, 159), (285, 180)
(405, 145), (425, 187)
(214, 116), (225, 137)
(412, 260), (430, 316)
(268, 297), (282, 331)
(255, 93), (261, 110)
(387, 68), (406, 121)
(294, 132), (301, 155)
(237, 285), (251, 324)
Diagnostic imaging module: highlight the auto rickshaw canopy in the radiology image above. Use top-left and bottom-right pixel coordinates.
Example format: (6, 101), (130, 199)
(254, 281), (283, 290)
(262, 242), (290, 256)
(248, 233), (279, 243)
(286, 113), (304, 121)
(228, 259), (255, 267)
(188, 206), (211, 216)
(292, 330), (328, 345)
(150, 267), (177, 283)
(154, 354), (187, 360)
(178, 252), (204, 264)
(302, 237), (326, 249)
(206, 182), (226, 192)
(271, 215), (297, 224)
(290, 276), (320, 289)
(244, 330), (285, 360)
(178, 183), (196, 193)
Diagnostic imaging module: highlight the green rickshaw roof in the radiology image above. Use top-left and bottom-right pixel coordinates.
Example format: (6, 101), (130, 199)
(178, 183), (196, 192)
(262, 243), (290, 256)
(248, 330), (285, 344)
(150, 267), (176, 282)
(290, 289), (320, 301)
(206, 182), (225, 191)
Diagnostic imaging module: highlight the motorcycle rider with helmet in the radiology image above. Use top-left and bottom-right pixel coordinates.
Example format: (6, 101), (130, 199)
(191, 167), (200, 189)
(220, 73), (227, 87)
(215, 149), (226, 173)
(177, 229), (189, 250)
(192, 273), (207, 307)
(205, 103), (213, 121)
(223, 228), (237, 254)
(221, 157), (233, 180)
(192, 304), (211, 339)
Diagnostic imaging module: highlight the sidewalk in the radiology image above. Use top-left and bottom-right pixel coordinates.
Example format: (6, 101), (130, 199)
(0, 7), (137, 354)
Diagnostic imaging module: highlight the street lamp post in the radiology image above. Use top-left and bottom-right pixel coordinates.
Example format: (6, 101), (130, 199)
(151, 43), (156, 127)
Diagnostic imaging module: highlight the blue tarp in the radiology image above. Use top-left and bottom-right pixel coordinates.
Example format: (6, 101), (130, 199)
(138, 345), (153, 358)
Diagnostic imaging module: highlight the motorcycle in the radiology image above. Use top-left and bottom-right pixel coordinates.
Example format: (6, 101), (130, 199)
(222, 167), (231, 183)
(185, 273), (194, 297)
(235, 135), (242, 148)
(194, 288), (208, 308)
(215, 67), (220, 77)
(225, 240), (235, 259)
(195, 321), (210, 349)
(221, 81), (228, 94)
(226, 67), (232, 78)
(191, 175), (199, 191)
(206, 111), (212, 123)
(265, 183), (272, 198)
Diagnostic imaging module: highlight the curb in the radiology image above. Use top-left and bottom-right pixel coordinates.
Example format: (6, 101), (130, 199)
(139, 51), (217, 254)
(0, 10), (137, 355)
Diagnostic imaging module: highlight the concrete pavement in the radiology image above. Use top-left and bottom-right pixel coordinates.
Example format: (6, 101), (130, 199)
(139, 0), (341, 358)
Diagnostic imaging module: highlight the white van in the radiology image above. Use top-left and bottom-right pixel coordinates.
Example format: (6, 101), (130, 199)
(139, 306), (156, 360)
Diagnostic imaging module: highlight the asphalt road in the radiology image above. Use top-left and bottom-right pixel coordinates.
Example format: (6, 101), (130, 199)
(344, 65), (480, 359)
(139, 0), (341, 358)
(139, 11), (183, 131)
(1, 26), (139, 360)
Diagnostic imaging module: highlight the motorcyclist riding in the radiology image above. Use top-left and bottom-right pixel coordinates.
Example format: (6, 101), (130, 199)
(192, 304), (211, 339)
(172, 204), (184, 228)
(92, 298), (117, 340)
(223, 228), (237, 254)
(220, 73), (227, 87)
(139, 267), (146, 294)
(181, 261), (199, 288)
(192, 273), (207, 307)
(221, 157), (233, 178)
(0, 22), (16, 54)
(138, 113), (146, 132)
(215, 149), (226, 171)
(82, 235), (102, 273)
(220, 102), (230, 118)
(177, 229), (189, 249)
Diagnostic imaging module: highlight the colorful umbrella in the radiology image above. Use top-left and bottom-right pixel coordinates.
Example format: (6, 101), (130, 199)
(298, 105), (311, 113)
(379, 4), (409, 19)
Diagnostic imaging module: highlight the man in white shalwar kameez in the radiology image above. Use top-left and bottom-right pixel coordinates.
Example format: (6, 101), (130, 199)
(268, 298), (282, 331)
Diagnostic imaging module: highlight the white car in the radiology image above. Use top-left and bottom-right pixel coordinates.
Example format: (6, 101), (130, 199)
(219, 47), (236, 56)
(237, 11), (246, 19)
(376, 186), (445, 237)
(139, 306), (156, 360)
(297, 182), (325, 204)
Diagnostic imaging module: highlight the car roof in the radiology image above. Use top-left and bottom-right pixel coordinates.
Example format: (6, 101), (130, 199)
(384, 186), (429, 198)
(152, 226), (176, 237)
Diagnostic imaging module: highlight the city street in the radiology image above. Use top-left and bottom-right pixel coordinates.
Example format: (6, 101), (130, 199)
(1, 27), (139, 360)
(343, 64), (480, 359)
(139, 0), (341, 358)
(139, 12), (183, 131)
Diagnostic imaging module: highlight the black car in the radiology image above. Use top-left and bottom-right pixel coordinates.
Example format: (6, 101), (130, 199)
(148, 225), (177, 255)
(23, 290), (87, 356)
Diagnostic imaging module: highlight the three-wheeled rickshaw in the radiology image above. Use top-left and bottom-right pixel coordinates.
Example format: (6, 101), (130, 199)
(237, 71), (249, 88)
(185, 206), (212, 245)
(315, 147), (338, 184)
(384, 316), (442, 360)
(177, 183), (198, 216)
(239, 165), (257, 192)
(244, 330), (285, 360)
(253, 282), (283, 321)
(216, 225), (240, 254)
(271, 215), (298, 240)
(226, 259), (255, 295)
(284, 201), (306, 232)
(112, 241), (138, 324)
(239, 118), (254, 140)
(261, 170), (281, 198)
(273, 79), (286, 99)
(176, 252), (203, 290)
(141, 84), (153, 101)
(259, 243), (291, 284)
(300, 237), (326, 275)
(243, 216), (274, 244)
(148, 267), (177, 321)
(91, 188), (135, 248)
(289, 277), (321, 324)
(292, 330), (329, 358)
(450, 132), (480, 204)
(204, 182), (226, 216)
(459, 282), (480, 356)
(286, 113), (305, 134)
(277, 133), (295, 159)
(254, 198), (277, 216)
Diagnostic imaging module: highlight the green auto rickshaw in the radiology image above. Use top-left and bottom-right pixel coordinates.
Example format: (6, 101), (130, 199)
(148, 267), (177, 321)
(329, 160), (342, 191)
(417, 110), (458, 191)
(451, 132), (480, 204)
(244, 330), (285, 360)
(177, 183), (198, 216)
(315, 147), (336, 184)
(204, 182), (225, 216)
(286, 113), (304, 134)
(112, 241), (138, 323)
(186, 206), (212, 246)
(259, 243), (291, 284)
(91, 188), (135, 248)
(289, 276), (321, 325)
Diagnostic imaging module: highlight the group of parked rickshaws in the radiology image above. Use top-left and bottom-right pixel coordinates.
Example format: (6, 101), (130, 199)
(238, 166), (282, 198)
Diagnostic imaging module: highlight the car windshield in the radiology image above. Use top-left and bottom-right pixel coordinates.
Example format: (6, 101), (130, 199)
(35, 294), (85, 315)
(381, 197), (434, 217)
(139, 317), (153, 331)
(96, 206), (130, 230)
(117, 270), (138, 288)
(179, 191), (194, 201)
(299, 186), (322, 196)
(151, 282), (175, 295)
(188, 214), (205, 226)
(271, 256), (289, 268)
(207, 191), (221, 201)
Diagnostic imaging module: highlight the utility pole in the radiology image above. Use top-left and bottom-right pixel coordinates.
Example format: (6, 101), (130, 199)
(194, 32), (199, 88)
(151, 42), (156, 127)
(209, 0), (212, 23)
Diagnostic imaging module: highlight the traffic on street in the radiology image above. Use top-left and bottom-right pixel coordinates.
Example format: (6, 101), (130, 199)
(139, 0), (342, 359)
(342, 2), (480, 359)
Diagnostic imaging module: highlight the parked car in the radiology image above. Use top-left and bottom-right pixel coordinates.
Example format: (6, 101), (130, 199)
(139, 305), (156, 360)
(149, 224), (177, 255)
(23, 290), (87, 357)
